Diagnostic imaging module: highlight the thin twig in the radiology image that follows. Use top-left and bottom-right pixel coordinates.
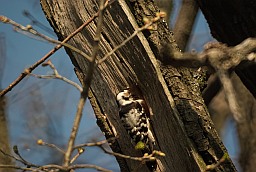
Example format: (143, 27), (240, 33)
(30, 60), (83, 92)
(31, 72), (82, 92)
(0, 0), (112, 97)
(70, 148), (84, 164)
(37, 139), (65, 154)
(0, 165), (36, 171)
(12, 21), (92, 62)
(0, 149), (27, 166)
(63, 93), (87, 167)
(63, 0), (107, 167)
(23, 10), (56, 36)
(100, 146), (164, 162)
(1, 149), (112, 172)
(205, 153), (228, 171)
(67, 164), (112, 172)
(72, 137), (116, 150)
(13, 145), (40, 168)
(0, 164), (112, 172)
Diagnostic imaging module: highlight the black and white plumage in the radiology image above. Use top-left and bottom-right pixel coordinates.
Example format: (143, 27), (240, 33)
(116, 88), (155, 150)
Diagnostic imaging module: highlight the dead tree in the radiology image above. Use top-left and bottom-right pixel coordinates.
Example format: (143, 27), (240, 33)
(40, 0), (236, 171)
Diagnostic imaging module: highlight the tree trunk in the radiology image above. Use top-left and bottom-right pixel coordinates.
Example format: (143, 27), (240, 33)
(0, 34), (14, 171)
(0, 95), (14, 171)
(40, 0), (236, 171)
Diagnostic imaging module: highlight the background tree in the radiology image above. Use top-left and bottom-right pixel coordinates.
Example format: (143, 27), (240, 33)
(0, 33), (15, 172)
(197, 1), (256, 172)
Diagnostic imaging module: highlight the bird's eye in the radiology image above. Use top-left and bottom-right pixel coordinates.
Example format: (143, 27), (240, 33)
(123, 96), (130, 100)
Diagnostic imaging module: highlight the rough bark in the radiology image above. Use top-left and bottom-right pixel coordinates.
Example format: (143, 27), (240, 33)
(41, 0), (236, 171)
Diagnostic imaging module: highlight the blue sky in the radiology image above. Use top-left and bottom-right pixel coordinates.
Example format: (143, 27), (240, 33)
(0, 0), (239, 171)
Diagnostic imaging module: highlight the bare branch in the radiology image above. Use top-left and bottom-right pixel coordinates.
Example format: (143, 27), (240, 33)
(37, 139), (65, 154)
(63, 93), (87, 167)
(0, 149), (28, 166)
(73, 137), (116, 150)
(161, 38), (256, 70)
(22, 10), (56, 36)
(217, 69), (243, 122)
(173, 0), (199, 51)
(12, 145), (40, 168)
(1, 147), (111, 172)
(0, 165), (37, 171)
(100, 146), (165, 163)
(30, 60), (83, 92)
(1, 147), (40, 169)
(70, 148), (84, 164)
(0, 164), (112, 172)
(67, 164), (112, 172)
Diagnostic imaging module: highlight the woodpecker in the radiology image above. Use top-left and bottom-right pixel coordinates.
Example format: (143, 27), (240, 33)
(116, 88), (157, 170)
(116, 88), (156, 158)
